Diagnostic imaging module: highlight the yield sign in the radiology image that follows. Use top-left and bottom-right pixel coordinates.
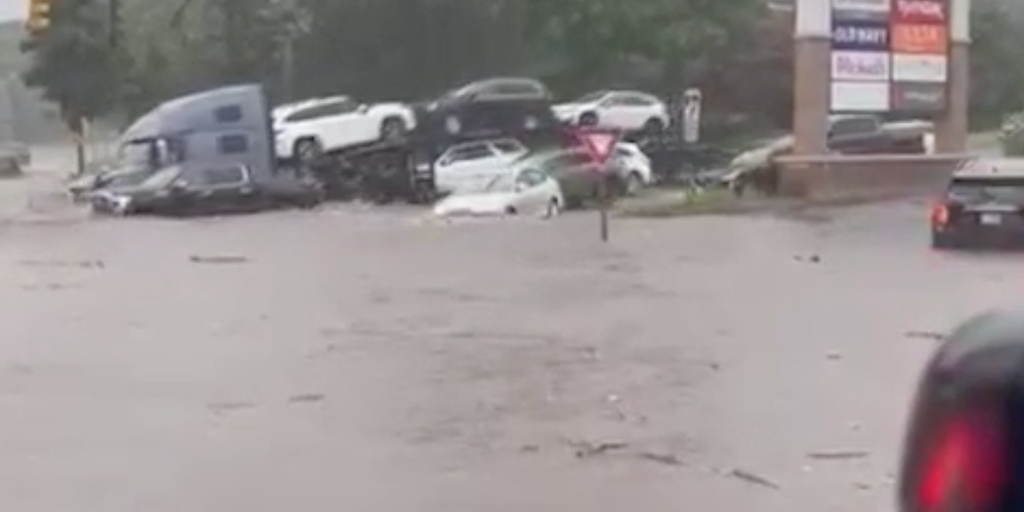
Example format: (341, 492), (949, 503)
(578, 130), (619, 165)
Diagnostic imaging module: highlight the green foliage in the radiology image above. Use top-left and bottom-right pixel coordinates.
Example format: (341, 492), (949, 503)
(970, 4), (1024, 130)
(20, 0), (125, 128)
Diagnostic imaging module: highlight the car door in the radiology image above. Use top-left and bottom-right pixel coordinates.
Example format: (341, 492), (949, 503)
(434, 143), (500, 193)
(828, 116), (888, 154)
(316, 98), (366, 151)
(192, 165), (252, 213)
(614, 94), (657, 131)
(511, 168), (550, 214)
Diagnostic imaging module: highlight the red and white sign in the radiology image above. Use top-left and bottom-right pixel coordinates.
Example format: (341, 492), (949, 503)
(578, 131), (619, 166)
(892, 0), (946, 23)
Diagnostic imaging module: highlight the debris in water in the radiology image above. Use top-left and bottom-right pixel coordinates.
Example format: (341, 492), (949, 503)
(565, 439), (628, 458)
(636, 451), (685, 466)
(807, 450), (868, 460)
(904, 330), (945, 341)
(189, 255), (248, 264)
(728, 468), (780, 489)
(288, 393), (325, 403)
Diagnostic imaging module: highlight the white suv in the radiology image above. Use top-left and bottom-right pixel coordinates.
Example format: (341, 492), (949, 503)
(553, 90), (670, 134)
(273, 96), (417, 162)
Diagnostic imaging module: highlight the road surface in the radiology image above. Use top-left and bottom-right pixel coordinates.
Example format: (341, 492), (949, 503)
(0, 166), (1016, 511)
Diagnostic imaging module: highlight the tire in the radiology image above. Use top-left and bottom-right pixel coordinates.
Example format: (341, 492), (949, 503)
(294, 138), (323, 164)
(625, 171), (644, 195)
(505, 206), (517, 215)
(643, 117), (664, 136)
(578, 112), (599, 127)
(543, 198), (561, 218)
(380, 117), (407, 142)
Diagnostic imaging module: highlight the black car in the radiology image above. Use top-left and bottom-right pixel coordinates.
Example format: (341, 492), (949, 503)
(931, 158), (1024, 249)
(898, 310), (1024, 512)
(91, 164), (322, 216)
(415, 77), (560, 150)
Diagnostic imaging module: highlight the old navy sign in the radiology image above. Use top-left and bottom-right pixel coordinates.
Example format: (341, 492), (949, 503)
(832, 20), (889, 51)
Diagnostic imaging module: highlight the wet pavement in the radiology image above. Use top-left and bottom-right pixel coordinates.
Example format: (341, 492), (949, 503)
(0, 159), (1022, 511)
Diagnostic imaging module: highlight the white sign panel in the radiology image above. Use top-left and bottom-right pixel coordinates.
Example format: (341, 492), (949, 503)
(831, 81), (890, 112)
(891, 54), (948, 82)
(832, 0), (890, 13)
(831, 51), (890, 81)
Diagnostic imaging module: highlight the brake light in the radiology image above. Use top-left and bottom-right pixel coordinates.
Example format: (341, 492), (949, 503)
(931, 202), (949, 226)
(916, 413), (1005, 512)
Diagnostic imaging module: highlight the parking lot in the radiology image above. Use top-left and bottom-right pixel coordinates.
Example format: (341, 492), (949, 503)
(0, 154), (1022, 511)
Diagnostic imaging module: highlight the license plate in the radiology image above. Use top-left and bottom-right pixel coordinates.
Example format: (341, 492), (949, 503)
(981, 213), (1002, 225)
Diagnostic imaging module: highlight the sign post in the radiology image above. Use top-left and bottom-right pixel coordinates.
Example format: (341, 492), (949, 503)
(578, 129), (620, 242)
(682, 88), (702, 144)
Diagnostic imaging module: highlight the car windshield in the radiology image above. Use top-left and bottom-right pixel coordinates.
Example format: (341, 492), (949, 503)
(118, 141), (155, 167)
(138, 166), (181, 188)
(574, 91), (607, 103)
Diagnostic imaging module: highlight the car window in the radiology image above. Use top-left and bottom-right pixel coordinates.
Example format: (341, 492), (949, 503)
(139, 166), (182, 188)
(284, 100), (355, 122)
(574, 91), (607, 103)
(516, 169), (547, 187)
(197, 166), (247, 186)
(487, 80), (545, 99)
(217, 134), (248, 154)
(444, 144), (495, 163)
(949, 177), (1024, 204)
(830, 117), (878, 136)
(491, 140), (525, 154)
(620, 94), (656, 106)
(214, 105), (243, 123)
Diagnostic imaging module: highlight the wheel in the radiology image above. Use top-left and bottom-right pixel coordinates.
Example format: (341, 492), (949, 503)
(543, 198), (561, 218)
(625, 171), (644, 195)
(643, 117), (664, 136)
(380, 117), (407, 142)
(578, 112), (599, 127)
(505, 205), (517, 215)
(294, 138), (323, 165)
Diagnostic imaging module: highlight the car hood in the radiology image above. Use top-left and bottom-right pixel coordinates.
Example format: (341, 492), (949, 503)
(433, 192), (516, 216)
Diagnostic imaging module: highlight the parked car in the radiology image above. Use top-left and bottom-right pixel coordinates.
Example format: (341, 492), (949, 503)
(433, 138), (528, 194)
(432, 165), (563, 218)
(274, 95), (417, 162)
(415, 77), (560, 150)
(553, 90), (670, 135)
(612, 142), (653, 194)
(91, 164), (322, 216)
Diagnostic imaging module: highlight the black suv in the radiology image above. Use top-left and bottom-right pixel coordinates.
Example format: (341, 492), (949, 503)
(415, 77), (560, 150)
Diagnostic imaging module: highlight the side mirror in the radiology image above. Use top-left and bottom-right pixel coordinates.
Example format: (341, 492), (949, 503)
(171, 180), (188, 191)
(357, 104), (369, 113)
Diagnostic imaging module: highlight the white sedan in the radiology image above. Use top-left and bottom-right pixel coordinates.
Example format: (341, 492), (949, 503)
(433, 166), (563, 218)
(433, 138), (528, 194)
(553, 90), (670, 134)
(273, 95), (417, 162)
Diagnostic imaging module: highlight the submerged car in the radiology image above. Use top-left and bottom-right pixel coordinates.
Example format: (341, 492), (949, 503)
(91, 164), (322, 216)
(432, 165), (563, 218)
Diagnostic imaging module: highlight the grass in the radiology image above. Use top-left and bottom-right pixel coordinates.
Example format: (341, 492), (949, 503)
(614, 188), (748, 218)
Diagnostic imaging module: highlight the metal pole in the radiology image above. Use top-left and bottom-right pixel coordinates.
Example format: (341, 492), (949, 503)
(598, 170), (609, 242)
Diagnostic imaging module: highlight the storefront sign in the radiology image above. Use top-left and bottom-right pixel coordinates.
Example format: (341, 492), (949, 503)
(832, 20), (890, 51)
(892, 0), (947, 23)
(831, 51), (890, 81)
(831, 81), (890, 112)
(890, 24), (947, 53)
(832, 0), (891, 20)
(890, 82), (946, 112)
(891, 54), (947, 82)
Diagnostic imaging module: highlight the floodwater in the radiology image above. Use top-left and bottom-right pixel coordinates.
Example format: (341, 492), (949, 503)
(0, 161), (1020, 511)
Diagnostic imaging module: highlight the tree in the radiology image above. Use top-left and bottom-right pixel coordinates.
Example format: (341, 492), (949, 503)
(20, 0), (125, 129)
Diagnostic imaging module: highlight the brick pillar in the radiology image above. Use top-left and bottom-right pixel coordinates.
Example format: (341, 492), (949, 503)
(792, 0), (830, 156)
(934, 0), (970, 152)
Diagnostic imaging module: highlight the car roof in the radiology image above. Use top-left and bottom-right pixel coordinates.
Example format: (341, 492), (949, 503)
(953, 158), (1024, 179)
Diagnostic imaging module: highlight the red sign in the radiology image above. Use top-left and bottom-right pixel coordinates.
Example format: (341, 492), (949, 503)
(577, 130), (619, 165)
(892, 0), (947, 24)
(890, 23), (947, 53)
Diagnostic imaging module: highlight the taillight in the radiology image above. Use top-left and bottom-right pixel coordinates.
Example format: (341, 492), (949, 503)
(916, 412), (1005, 512)
(931, 202), (949, 226)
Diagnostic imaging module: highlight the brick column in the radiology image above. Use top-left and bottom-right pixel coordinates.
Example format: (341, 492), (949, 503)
(792, 0), (830, 156)
(933, 0), (970, 152)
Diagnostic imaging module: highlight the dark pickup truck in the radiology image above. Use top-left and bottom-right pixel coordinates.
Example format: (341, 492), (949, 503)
(827, 114), (931, 155)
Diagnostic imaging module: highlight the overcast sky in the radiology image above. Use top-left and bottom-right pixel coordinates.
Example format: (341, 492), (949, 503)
(0, 0), (21, 21)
